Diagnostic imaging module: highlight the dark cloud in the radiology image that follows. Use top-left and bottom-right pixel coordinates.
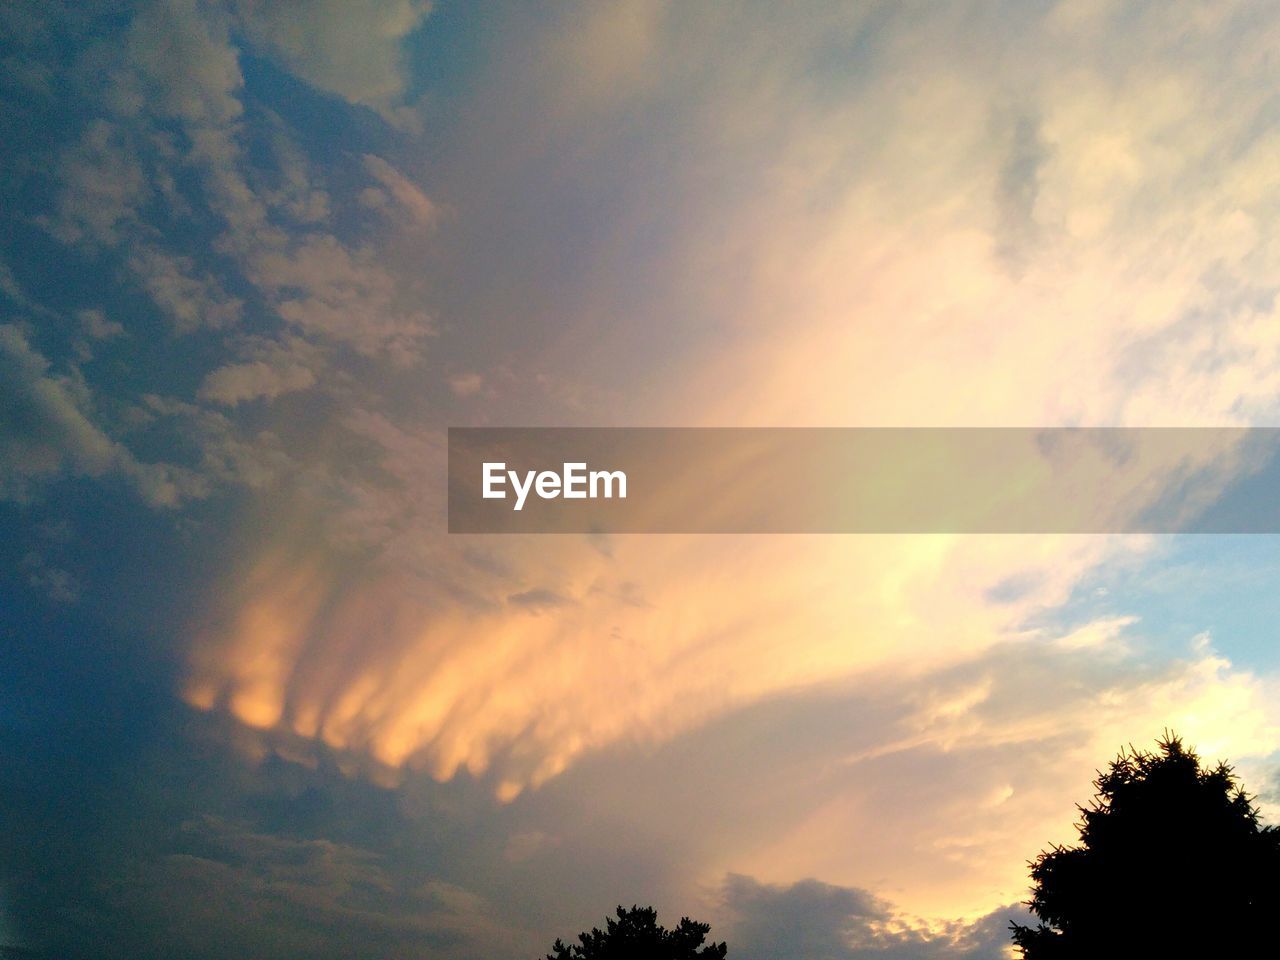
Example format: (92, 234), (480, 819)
(0, 696), (532, 960)
(722, 874), (1023, 960)
(993, 113), (1047, 274)
(507, 587), (573, 610)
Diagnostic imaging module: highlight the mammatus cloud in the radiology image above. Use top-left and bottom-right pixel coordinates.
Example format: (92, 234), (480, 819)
(8, 1), (1280, 953)
(173, 0), (1280, 924)
(183, 526), (1126, 796)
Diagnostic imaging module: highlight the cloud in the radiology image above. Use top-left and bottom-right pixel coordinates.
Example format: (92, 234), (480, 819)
(198, 338), (323, 406)
(43, 119), (149, 247)
(508, 626), (1280, 926)
(507, 588), (573, 611)
(993, 113), (1048, 274)
(127, 248), (244, 333)
(466, 0), (1280, 431)
(22, 552), (82, 604)
(361, 154), (439, 230)
(40, 1), (433, 361)
(235, 0), (432, 115)
(78, 308), (125, 340)
(0, 257), (60, 321)
(121, 0), (244, 127)
(19, 521), (83, 604)
(19, 0), (442, 526)
(199, 359), (317, 405)
(714, 634), (1280, 918)
(449, 372), (484, 398)
(0, 324), (204, 506)
(120, 814), (515, 959)
(0, 694), (536, 960)
(721, 874), (1020, 960)
(11, 2), (1280, 953)
(251, 235), (434, 365)
(165, 0), (1280, 842)
(0, 323), (130, 500)
(37, 63), (250, 345)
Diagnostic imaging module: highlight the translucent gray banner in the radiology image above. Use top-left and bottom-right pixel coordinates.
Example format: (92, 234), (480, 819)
(447, 428), (1280, 533)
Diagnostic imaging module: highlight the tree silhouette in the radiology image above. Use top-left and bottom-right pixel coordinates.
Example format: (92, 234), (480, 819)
(1011, 733), (1280, 957)
(545, 905), (727, 960)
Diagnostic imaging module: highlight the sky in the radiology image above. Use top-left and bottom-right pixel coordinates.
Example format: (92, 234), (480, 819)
(3, 1), (1280, 957)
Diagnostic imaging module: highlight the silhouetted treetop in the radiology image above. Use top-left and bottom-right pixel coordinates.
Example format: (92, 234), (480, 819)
(545, 905), (727, 960)
(1011, 733), (1280, 958)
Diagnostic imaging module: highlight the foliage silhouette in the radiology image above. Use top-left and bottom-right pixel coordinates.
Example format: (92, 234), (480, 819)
(1011, 732), (1280, 958)
(545, 905), (727, 960)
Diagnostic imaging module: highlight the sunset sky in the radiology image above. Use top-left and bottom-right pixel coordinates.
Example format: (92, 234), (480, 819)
(4, 2), (1280, 957)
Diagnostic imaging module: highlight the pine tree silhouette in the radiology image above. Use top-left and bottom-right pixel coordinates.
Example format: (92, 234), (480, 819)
(545, 905), (727, 960)
(1011, 733), (1280, 957)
